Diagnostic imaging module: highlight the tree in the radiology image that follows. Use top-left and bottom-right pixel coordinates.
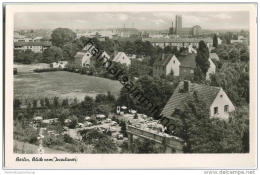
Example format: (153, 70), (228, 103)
(62, 42), (79, 61)
(213, 34), (218, 48)
(170, 94), (246, 153)
(62, 98), (69, 107)
(42, 46), (63, 63)
(14, 50), (35, 64)
(210, 62), (249, 106)
(80, 96), (96, 116)
(14, 99), (21, 109)
(228, 48), (239, 62)
(132, 139), (164, 153)
(117, 75), (178, 118)
(69, 115), (78, 129)
(40, 99), (45, 108)
(96, 104), (111, 117)
(195, 41), (210, 77)
(33, 99), (37, 109)
(53, 97), (59, 108)
(51, 28), (76, 47)
(44, 98), (50, 108)
(80, 129), (117, 153)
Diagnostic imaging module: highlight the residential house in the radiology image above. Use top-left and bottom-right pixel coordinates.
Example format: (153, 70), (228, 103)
(74, 50), (93, 67)
(143, 37), (213, 49)
(161, 81), (235, 121)
(113, 52), (131, 66)
(177, 52), (215, 80)
(74, 44), (97, 68)
(177, 53), (197, 79)
(14, 36), (44, 42)
(153, 54), (180, 78)
(115, 28), (140, 38)
(74, 44), (111, 68)
(14, 41), (51, 53)
(14, 37), (34, 42)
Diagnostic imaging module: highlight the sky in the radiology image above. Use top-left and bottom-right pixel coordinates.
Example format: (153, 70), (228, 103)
(14, 11), (249, 31)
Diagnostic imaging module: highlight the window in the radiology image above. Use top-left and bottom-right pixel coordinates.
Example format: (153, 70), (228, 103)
(220, 94), (223, 98)
(214, 107), (218, 114)
(224, 105), (229, 112)
(173, 60), (175, 64)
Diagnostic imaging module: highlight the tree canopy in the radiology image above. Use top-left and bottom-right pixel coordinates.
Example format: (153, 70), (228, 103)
(195, 41), (210, 78)
(51, 28), (76, 47)
(213, 34), (218, 48)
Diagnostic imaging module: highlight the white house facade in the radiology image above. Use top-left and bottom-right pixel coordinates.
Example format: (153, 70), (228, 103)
(113, 52), (131, 66)
(210, 88), (235, 120)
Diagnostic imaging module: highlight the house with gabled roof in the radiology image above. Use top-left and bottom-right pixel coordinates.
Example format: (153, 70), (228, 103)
(153, 54), (180, 78)
(161, 81), (235, 121)
(74, 50), (94, 67)
(74, 43), (111, 68)
(153, 52), (216, 80)
(176, 52), (216, 80)
(112, 52), (131, 66)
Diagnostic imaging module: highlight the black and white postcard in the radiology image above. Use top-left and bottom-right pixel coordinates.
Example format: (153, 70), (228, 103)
(3, 2), (257, 169)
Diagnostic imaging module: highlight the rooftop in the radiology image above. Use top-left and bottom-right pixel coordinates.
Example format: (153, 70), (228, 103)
(143, 37), (213, 43)
(154, 54), (174, 67)
(178, 53), (197, 68)
(14, 41), (51, 47)
(161, 81), (221, 119)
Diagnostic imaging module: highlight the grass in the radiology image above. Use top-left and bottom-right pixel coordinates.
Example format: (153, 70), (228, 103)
(14, 140), (67, 154)
(14, 71), (123, 101)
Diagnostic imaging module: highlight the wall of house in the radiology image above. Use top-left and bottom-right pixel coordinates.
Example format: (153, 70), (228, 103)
(115, 53), (131, 66)
(166, 55), (180, 76)
(210, 89), (235, 120)
(82, 53), (92, 67)
(206, 59), (216, 80)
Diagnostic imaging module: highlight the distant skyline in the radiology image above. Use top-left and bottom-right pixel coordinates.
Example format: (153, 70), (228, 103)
(14, 11), (249, 31)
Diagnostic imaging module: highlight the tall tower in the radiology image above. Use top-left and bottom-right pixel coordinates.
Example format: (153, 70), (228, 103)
(169, 21), (174, 35)
(175, 15), (182, 35)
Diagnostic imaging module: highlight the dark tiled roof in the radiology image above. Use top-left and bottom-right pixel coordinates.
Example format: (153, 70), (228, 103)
(161, 81), (221, 119)
(178, 53), (197, 68)
(154, 54), (174, 67)
(14, 41), (51, 47)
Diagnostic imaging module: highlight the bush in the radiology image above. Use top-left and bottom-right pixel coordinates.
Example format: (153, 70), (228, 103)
(63, 134), (74, 144)
(33, 68), (62, 73)
(43, 135), (64, 147)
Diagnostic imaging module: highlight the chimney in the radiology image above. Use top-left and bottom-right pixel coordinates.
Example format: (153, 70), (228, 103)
(183, 80), (191, 92)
